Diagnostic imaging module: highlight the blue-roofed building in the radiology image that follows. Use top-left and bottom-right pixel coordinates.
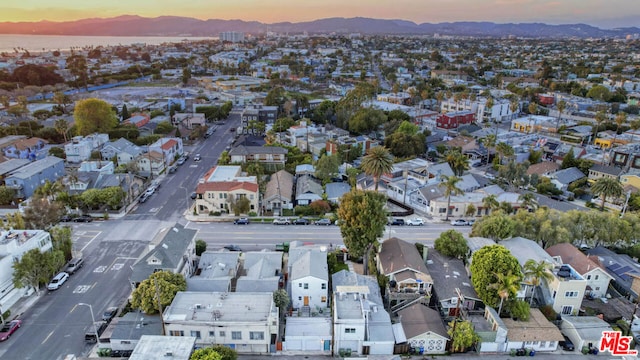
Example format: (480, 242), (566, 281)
(325, 182), (351, 204)
(4, 156), (64, 199)
(586, 246), (640, 298)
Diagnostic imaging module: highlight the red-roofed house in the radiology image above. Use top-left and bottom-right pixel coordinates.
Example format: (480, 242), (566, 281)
(195, 165), (259, 215)
(136, 151), (165, 177)
(124, 113), (150, 128)
(149, 137), (184, 166)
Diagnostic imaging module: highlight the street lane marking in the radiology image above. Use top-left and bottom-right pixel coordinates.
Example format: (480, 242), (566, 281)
(41, 330), (54, 344)
(80, 231), (101, 252)
(94, 266), (107, 273)
(111, 263), (124, 271)
(73, 285), (92, 294)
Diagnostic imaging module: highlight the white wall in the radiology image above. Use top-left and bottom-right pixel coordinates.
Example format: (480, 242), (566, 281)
(291, 275), (327, 310)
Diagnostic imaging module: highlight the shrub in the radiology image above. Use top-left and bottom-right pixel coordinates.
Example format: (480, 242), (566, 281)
(539, 305), (558, 322)
(248, 211), (257, 217)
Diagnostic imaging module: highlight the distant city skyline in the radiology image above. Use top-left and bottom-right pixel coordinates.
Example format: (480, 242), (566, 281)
(1, 0), (639, 29)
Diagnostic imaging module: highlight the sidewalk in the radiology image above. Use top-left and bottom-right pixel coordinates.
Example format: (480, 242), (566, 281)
(7, 289), (43, 320)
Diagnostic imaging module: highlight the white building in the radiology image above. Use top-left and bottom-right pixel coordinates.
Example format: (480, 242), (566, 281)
(288, 247), (328, 310)
(129, 335), (196, 360)
(0, 230), (52, 313)
(163, 291), (278, 354)
(64, 134), (109, 163)
(219, 31), (245, 43)
(148, 137), (183, 166)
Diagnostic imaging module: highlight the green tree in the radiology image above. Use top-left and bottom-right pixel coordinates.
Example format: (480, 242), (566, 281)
(195, 239), (207, 256)
(130, 271), (187, 314)
(434, 230), (469, 259)
(190, 348), (222, 360)
(348, 108), (387, 135)
(0, 186), (15, 205)
(395, 120), (419, 135)
(209, 345), (237, 360)
(66, 54), (88, 89)
(482, 194), (500, 212)
(50, 226), (73, 261)
(273, 289), (290, 314)
(385, 132), (425, 158)
(361, 147), (393, 191)
(121, 104), (130, 120)
(73, 98), (118, 136)
(488, 270), (522, 316)
(337, 190), (387, 259)
(54, 118), (70, 143)
(53, 91), (71, 114)
(273, 117), (295, 132)
(507, 299), (531, 321)
(592, 177), (623, 211)
(13, 248), (64, 295)
(523, 259), (554, 306)
(470, 210), (516, 240)
(229, 196), (251, 216)
(448, 320), (480, 353)
(315, 154), (340, 184)
(155, 121), (174, 134)
(518, 193), (538, 211)
(470, 245), (523, 309)
(439, 175), (463, 221)
(561, 147), (577, 169)
(182, 67), (191, 85)
(444, 148), (469, 176)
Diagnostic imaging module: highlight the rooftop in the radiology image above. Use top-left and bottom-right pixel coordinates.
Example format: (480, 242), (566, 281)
(164, 291), (276, 323)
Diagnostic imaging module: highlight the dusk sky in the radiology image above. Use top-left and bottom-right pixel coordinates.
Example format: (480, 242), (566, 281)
(1, 0), (638, 28)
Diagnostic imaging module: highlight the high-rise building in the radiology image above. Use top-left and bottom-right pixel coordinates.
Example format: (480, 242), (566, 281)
(219, 31), (245, 43)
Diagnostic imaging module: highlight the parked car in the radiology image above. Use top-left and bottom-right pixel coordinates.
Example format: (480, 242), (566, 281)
(389, 218), (405, 226)
(451, 219), (468, 226)
(144, 187), (155, 196)
(60, 214), (73, 222)
(234, 217), (249, 225)
(168, 165), (178, 173)
(85, 321), (108, 343)
(0, 320), (22, 341)
(224, 245), (242, 252)
(406, 218), (425, 226)
(315, 218), (332, 226)
(65, 257), (84, 275)
(467, 219), (476, 226)
(190, 192), (197, 200)
(73, 215), (93, 223)
(139, 193), (150, 203)
(102, 307), (118, 322)
(193, 154), (202, 161)
(293, 218), (310, 225)
(273, 218), (291, 225)
(47, 272), (69, 291)
(560, 336), (575, 351)
(176, 157), (187, 166)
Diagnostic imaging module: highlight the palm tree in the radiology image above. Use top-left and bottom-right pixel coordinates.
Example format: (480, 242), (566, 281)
(361, 146), (394, 192)
(439, 175), (463, 221)
(523, 259), (554, 306)
(556, 100), (566, 133)
(592, 177), (623, 211)
(612, 112), (627, 147)
(488, 271), (521, 316)
(593, 110), (606, 145)
(495, 142), (514, 165)
(444, 148), (469, 176)
(509, 98), (519, 120)
(482, 194), (500, 214)
(484, 97), (494, 124)
(518, 193), (538, 211)
(480, 134), (497, 165)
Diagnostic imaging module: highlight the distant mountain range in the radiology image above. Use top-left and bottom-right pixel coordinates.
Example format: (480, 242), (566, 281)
(0, 15), (638, 39)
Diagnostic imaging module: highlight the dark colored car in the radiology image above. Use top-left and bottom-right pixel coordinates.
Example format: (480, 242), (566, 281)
(224, 245), (242, 252)
(190, 192), (197, 199)
(234, 218), (249, 225)
(102, 307), (118, 322)
(73, 215), (93, 222)
(60, 214), (73, 222)
(389, 218), (405, 226)
(293, 218), (310, 225)
(315, 218), (332, 226)
(0, 320), (22, 341)
(560, 336), (575, 351)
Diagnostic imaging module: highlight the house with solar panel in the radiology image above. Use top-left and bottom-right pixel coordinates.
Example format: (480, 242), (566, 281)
(586, 246), (640, 299)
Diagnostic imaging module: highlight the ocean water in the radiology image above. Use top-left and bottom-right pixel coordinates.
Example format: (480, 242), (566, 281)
(0, 34), (216, 53)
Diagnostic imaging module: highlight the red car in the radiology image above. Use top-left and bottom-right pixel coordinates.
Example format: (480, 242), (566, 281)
(0, 320), (22, 341)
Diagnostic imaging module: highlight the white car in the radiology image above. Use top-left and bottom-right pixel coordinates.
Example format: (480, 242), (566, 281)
(194, 154), (202, 161)
(406, 218), (425, 226)
(451, 219), (468, 226)
(47, 272), (69, 291)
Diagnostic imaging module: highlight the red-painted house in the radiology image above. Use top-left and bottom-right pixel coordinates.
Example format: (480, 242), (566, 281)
(436, 111), (476, 129)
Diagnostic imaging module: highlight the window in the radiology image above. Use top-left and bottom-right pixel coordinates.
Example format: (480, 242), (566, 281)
(304, 283), (309, 289)
(232, 331), (242, 340)
(298, 296), (302, 300)
(595, 287), (600, 291)
(209, 331), (215, 337)
(586, 275), (591, 280)
(562, 306), (573, 315)
(190, 331), (201, 339)
(321, 296), (327, 302)
(345, 328), (356, 334)
(321, 283), (326, 290)
(595, 275), (599, 280)
(250, 331), (264, 340)
(298, 283), (302, 287)
(250, 195), (254, 200)
(169, 330), (184, 336)
(564, 291), (578, 298)
(439, 208), (446, 213)
(219, 331), (225, 337)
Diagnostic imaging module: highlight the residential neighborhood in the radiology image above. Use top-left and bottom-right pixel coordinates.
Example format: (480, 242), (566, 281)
(1, 14), (640, 360)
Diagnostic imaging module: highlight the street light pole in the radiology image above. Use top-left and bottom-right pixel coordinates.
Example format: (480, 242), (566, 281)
(78, 303), (99, 343)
